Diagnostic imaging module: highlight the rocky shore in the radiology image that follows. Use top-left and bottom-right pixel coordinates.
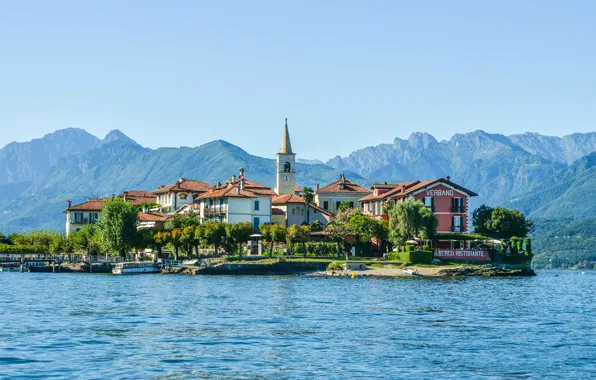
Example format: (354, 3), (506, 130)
(308, 264), (536, 278)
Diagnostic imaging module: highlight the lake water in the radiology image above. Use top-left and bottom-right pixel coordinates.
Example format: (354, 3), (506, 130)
(1, 271), (595, 379)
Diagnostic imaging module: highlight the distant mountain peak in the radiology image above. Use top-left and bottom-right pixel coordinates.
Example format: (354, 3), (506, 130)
(102, 130), (141, 147)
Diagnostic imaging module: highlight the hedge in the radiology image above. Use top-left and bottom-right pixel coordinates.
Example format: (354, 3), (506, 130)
(0, 244), (49, 254)
(389, 249), (434, 264)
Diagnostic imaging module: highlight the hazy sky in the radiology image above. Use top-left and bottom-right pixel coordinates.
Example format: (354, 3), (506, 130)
(1, 1), (595, 160)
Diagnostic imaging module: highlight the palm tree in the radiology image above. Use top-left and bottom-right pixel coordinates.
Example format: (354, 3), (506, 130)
(302, 187), (315, 225)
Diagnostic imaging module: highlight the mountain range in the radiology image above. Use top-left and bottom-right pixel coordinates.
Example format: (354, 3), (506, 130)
(1, 127), (595, 266)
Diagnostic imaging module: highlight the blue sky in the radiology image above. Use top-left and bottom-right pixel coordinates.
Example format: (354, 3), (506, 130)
(1, 1), (595, 160)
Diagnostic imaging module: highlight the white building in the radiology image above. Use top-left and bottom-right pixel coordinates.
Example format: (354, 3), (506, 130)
(198, 169), (274, 230)
(271, 194), (336, 227)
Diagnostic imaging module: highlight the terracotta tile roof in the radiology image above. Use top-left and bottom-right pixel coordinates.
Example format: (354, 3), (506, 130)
(154, 179), (211, 194)
(317, 175), (371, 194)
(121, 190), (156, 206)
(272, 207), (286, 215)
(295, 185), (301, 192)
(394, 178), (478, 198)
(197, 184), (257, 199)
(65, 198), (107, 212)
(272, 194), (305, 205)
(138, 212), (171, 222)
(359, 181), (420, 202)
(309, 202), (336, 220)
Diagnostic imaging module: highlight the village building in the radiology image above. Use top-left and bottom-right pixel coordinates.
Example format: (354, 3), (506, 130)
(153, 178), (211, 213)
(64, 190), (169, 235)
(271, 194), (335, 227)
(197, 168), (274, 230)
(359, 177), (477, 234)
(314, 174), (372, 214)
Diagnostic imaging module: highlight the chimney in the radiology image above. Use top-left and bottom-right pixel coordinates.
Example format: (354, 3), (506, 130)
(232, 174), (237, 182)
(239, 167), (244, 179)
(142, 206), (148, 213)
(179, 177), (186, 183)
(123, 191), (129, 201)
(384, 182), (388, 185)
(316, 184), (320, 191)
(111, 194), (115, 199)
(67, 200), (72, 208)
(216, 181), (221, 187)
(236, 186), (241, 195)
(240, 179), (245, 190)
(446, 175), (451, 182)
(342, 174), (346, 184)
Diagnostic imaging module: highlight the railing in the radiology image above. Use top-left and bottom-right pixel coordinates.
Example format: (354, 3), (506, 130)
(204, 206), (227, 216)
(451, 207), (464, 213)
(69, 218), (97, 224)
(451, 226), (463, 232)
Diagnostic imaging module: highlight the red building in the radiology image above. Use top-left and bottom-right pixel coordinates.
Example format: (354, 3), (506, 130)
(359, 177), (477, 234)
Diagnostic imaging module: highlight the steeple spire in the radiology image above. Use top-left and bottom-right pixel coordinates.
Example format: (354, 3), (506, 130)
(279, 118), (293, 154)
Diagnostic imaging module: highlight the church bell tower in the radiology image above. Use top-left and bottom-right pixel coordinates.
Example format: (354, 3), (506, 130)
(275, 118), (296, 195)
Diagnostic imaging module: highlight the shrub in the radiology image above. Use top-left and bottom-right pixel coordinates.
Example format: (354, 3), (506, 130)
(388, 251), (401, 261)
(0, 244), (49, 254)
(327, 261), (345, 271)
(399, 249), (434, 264)
(406, 245), (414, 252)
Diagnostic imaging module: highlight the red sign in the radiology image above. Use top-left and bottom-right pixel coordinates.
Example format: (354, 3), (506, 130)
(434, 249), (490, 261)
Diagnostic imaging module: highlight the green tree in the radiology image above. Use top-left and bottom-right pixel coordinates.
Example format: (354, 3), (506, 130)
(0, 232), (6, 244)
(302, 187), (315, 224)
(180, 225), (199, 257)
(49, 233), (75, 255)
(348, 215), (387, 243)
(287, 224), (310, 258)
(164, 213), (185, 230)
(166, 228), (183, 260)
(95, 197), (139, 257)
(472, 205), (494, 233)
(226, 222), (253, 255)
(310, 220), (325, 232)
(71, 225), (99, 256)
(336, 207), (363, 224)
(337, 200), (352, 213)
(326, 223), (355, 258)
(388, 198), (438, 245)
(486, 207), (534, 238)
(153, 231), (168, 258)
(197, 221), (227, 255)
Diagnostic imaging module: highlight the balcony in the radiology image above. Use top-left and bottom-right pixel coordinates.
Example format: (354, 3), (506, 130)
(70, 218), (97, 224)
(204, 205), (227, 217)
(451, 225), (463, 232)
(451, 207), (464, 213)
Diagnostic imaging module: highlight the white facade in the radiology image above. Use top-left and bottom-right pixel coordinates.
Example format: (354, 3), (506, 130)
(65, 210), (100, 235)
(200, 194), (272, 229)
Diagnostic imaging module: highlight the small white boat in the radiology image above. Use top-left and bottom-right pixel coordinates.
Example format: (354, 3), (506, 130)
(112, 261), (162, 275)
(402, 269), (419, 276)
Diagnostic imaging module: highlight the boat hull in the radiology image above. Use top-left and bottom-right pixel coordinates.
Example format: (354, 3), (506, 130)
(112, 262), (162, 275)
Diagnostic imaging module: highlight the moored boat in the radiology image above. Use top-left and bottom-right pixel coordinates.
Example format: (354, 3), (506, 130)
(112, 261), (162, 275)
(402, 269), (419, 276)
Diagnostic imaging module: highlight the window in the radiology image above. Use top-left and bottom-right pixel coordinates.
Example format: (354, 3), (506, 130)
(253, 217), (260, 230)
(292, 208), (296, 216)
(336, 201), (341, 210)
(323, 201), (329, 210)
(349, 202), (354, 208)
(74, 213), (83, 223)
(452, 215), (462, 232)
(254, 200), (260, 211)
(301, 208), (304, 216)
(374, 202), (379, 215)
(452, 197), (464, 212)
(90, 213), (99, 223)
(179, 193), (188, 199)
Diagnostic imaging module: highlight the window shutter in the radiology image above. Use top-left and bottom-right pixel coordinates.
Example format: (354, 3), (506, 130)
(431, 197), (434, 209)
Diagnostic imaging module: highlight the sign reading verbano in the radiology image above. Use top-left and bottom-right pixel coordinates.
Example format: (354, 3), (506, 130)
(426, 189), (454, 196)
(434, 250), (490, 261)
